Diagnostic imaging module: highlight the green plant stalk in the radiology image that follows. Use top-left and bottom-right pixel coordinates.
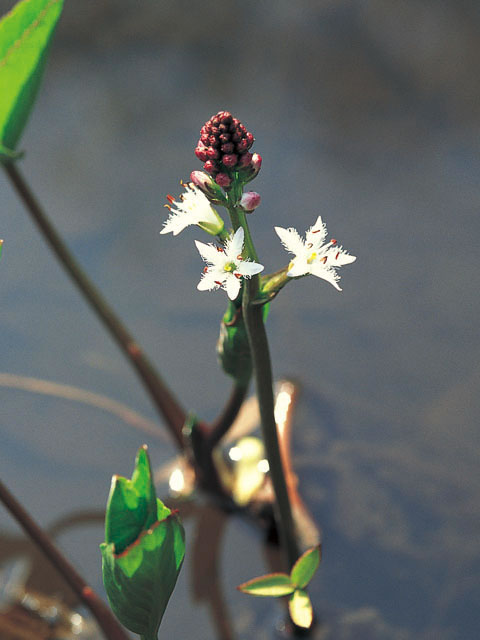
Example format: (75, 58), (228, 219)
(0, 479), (130, 640)
(3, 162), (186, 448)
(234, 208), (299, 570)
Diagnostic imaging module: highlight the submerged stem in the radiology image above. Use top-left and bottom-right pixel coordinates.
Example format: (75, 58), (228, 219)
(0, 479), (129, 640)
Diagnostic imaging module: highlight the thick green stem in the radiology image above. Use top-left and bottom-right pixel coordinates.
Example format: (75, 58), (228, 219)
(242, 279), (299, 569)
(230, 207), (299, 570)
(3, 163), (186, 449)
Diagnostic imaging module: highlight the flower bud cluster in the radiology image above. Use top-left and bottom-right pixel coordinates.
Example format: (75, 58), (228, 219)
(195, 111), (261, 187)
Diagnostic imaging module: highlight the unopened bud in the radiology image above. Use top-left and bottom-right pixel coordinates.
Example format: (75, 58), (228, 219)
(215, 172), (232, 188)
(190, 171), (226, 204)
(240, 191), (261, 212)
(240, 153), (262, 183)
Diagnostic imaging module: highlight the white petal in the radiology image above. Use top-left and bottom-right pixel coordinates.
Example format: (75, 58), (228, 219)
(287, 258), (310, 277)
(310, 263), (342, 290)
(225, 227), (244, 260)
(224, 274), (241, 300)
(195, 240), (223, 264)
(333, 248), (356, 266)
(197, 270), (222, 291)
(160, 212), (192, 236)
(305, 216), (327, 246)
(274, 226), (305, 257)
(237, 260), (264, 277)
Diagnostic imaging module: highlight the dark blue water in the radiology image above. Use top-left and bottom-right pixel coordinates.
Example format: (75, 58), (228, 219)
(1, 2), (479, 638)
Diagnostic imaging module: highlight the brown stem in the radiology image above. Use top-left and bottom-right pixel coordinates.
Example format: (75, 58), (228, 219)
(0, 479), (130, 640)
(3, 163), (185, 449)
(207, 381), (249, 448)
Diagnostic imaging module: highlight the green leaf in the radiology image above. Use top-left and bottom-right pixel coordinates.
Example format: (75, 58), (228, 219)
(237, 572), (295, 597)
(288, 589), (313, 629)
(0, 239), (3, 259)
(290, 545), (321, 589)
(101, 446), (185, 639)
(0, 0), (64, 155)
(104, 445), (158, 554)
(101, 502), (185, 638)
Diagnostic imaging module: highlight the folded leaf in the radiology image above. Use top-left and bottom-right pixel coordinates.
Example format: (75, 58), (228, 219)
(0, 0), (64, 155)
(101, 446), (185, 640)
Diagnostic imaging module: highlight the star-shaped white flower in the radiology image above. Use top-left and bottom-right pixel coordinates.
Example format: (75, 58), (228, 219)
(274, 216), (356, 291)
(160, 183), (224, 236)
(195, 227), (264, 300)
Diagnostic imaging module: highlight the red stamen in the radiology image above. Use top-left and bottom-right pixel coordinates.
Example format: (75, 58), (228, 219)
(331, 238), (337, 245)
(237, 254), (243, 261)
(234, 273), (242, 279)
(312, 229), (322, 233)
(307, 242), (313, 248)
(214, 280), (223, 286)
(203, 266), (209, 273)
(216, 246), (225, 252)
(320, 256), (327, 264)
(335, 252), (340, 260)
(166, 194), (175, 204)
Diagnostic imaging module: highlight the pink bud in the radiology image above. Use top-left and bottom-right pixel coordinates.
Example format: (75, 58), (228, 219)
(206, 146), (220, 159)
(190, 170), (214, 191)
(215, 172), (232, 187)
(240, 191), (261, 212)
(251, 153), (262, 171)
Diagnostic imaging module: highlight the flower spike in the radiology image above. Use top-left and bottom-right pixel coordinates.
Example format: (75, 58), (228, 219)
(275, 216), (356, 291)
(160, 182), (224, 236)
(195, 227), (264, 300)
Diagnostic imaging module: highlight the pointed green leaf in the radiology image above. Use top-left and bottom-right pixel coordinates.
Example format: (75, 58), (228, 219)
(237, 572), (295, 597)
(101, 502), (185, 638)
(290, 545), (321, 589)
(0, 0), (64, 155)
(104, 445), (158, 554)
(288, 589), (313, 629)
(101, 447), (185, 638)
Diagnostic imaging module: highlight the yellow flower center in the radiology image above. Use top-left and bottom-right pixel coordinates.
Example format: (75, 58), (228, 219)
(224, 261), (236, 272)
(307, 252), (317, 264)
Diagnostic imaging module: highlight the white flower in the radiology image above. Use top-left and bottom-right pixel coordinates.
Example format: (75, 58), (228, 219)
(274, 216), (356, 291)
(195, 227), (264, 300)
(160, 183), (224, 236)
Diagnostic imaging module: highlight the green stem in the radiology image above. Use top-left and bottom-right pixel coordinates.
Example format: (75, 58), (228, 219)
(231, 210), (299, 570)
(3, 163), (186, 449)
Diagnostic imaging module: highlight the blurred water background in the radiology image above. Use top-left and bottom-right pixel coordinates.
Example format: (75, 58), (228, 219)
(1, 1), (479, 638)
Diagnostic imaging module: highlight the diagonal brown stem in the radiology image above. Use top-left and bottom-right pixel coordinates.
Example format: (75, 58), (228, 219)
(3, 162), (186, 449)
(0, 479), (130, 640)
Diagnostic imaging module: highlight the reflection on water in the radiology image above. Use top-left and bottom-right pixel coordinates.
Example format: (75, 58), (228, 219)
(1, 0), (480, 638)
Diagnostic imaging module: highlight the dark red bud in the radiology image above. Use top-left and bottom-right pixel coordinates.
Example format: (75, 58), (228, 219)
(238, 152), (253, 167)
(195, 146), (208, 161)
(215, 172), (231, 187)
(236, 139), (248, 153)
(221, 142), (234, 154)
(203, 160), (217, 174)
(206, 147), (220, 159)
(232, 132), (242, 143)
(222, 154), (238, 168)
(219, 133), (230, 143)
(246, 132), (254, 148)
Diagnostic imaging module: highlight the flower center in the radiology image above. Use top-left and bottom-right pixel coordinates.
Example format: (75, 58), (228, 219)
(307, 252), (317, 264)
(224, 261), (237, 272)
